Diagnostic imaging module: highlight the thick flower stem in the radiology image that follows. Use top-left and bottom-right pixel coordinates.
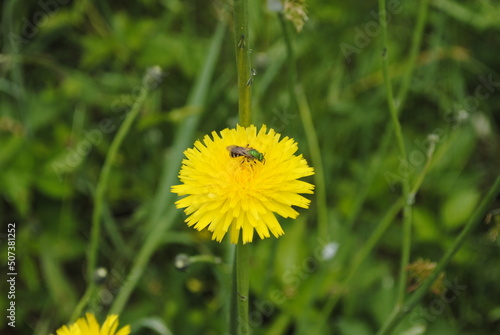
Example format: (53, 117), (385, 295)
(231, 0), (251, 333)
(236, 243), (250, 334)
(233, 0), (252, 127)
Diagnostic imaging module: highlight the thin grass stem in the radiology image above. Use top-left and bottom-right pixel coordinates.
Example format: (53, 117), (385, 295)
(87, 85), (148, 283)
(377, 175), (500, 335)
(396, 0), (431, 108)
(109, 21), (226, 315)
(378, 0), (412, 307)
(314, 197), (404, 333)
(72, 70), (150, 321)
(278, 13), (329, 238)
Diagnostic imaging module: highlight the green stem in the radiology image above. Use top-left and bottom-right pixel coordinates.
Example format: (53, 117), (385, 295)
(345, 129), (392, 230)
(235, 243), (249, 335)
(70, 284), (95, 321)
(314, 198), (404, 333)
(96, 88), (145, 291)
(230, 246), (238, 334)
(347, 0), (429, 232)
(409, 138), (436, 197)
(109, 21), (226, 315)
(377, 175), (500, 335)
(314, 0), (431, 329)
(398, 197), (412, 305)
(88, 88), (148, 279)
(231, 0), (251, 333)
(73, 71), (150, 320)
(278, 13), (329, 237)
(233, 0), (251, 126)
(396, 0), (430, 108)
(378, 0), (406, 160)
(295, 85), (329, 237)
(378, 0), (411, 306)
(315, 133), (438, 331)
(278, 12), (297, 95)
(346, 198), (405, 284)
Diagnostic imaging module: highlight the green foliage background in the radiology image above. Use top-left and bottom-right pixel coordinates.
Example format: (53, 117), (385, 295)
(1, 0), (500, 334)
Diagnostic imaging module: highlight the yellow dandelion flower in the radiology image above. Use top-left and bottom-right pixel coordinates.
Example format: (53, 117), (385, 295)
(53, 313), (130, 335)
(171, 124), (315, 244)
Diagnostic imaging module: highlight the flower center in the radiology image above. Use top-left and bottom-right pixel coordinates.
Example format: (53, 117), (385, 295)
(229, 160), (256, 187)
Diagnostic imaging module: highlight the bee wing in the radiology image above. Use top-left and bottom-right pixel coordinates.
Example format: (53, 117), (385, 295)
(227, 145), (253, 158)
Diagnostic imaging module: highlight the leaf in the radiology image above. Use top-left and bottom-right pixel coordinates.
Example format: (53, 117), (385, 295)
(441, 188), (480, 229)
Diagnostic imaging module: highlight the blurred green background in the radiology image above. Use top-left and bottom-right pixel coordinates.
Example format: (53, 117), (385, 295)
(1, 0), (500, 334)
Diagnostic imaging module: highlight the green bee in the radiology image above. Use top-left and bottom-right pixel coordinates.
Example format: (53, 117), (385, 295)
(227, 145), (265, 163)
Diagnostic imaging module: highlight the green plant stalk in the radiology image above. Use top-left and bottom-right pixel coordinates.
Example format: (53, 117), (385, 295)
(377, 175), (500, 335)
(315, 132), (439, 330)
(278, 12), (330, 333)
(72, 78), (149, 321)
(295, 85), (329, 237)
(233, 0), (251, 127)
(314, 0), (432, 328)
(347, 198), (405, 284)
(398, 196), (412, 305)
(236, 243), (249, 335)
(278, 12), (297, 86)
(87, 88), (148, 274)
(313, 198), (404, 333)
(73, 86), (146, 319)
(345, 129), (392, 230)
(4, 0), (28, 132)
(378, 0), (412, 306)
(396, 0), (430, 108)
(378, 0), (406, 159)
(410, 141), (436, 197)
(230, 247), (238, 334)
(71, 283), (94, 321)
(230, 0), (251, 333)
(347, 0), (429, 230)
(314, 144), (440, 331)
(278, 13), (329, 238)
(88, 87), (148, 280)
(109, 21), (226, 315)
